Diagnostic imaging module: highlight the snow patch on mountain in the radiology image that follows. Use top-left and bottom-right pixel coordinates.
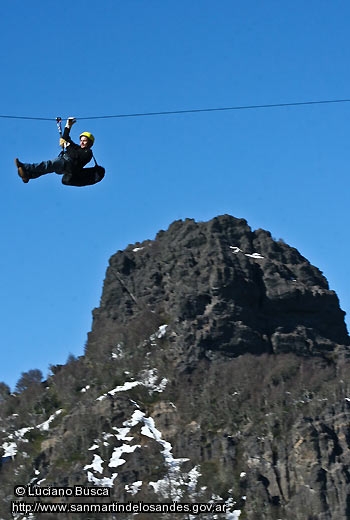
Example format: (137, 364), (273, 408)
(230, 246), (264, 259)
(1, 411), (62, 459)
(37, 410), (63, 431)
(125, 480), (142, 495)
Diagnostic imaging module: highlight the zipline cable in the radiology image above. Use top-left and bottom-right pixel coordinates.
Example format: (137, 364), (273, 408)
(1, 97), (350, 122)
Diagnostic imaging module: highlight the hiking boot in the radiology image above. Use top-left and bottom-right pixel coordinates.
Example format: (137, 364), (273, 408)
(15, 158), (29, 183)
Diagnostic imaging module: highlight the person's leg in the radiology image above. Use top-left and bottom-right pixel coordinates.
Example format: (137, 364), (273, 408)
(18, 157), (67, 180)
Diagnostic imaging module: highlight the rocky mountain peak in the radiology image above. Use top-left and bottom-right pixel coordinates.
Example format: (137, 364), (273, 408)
(88, 214), (349, 365)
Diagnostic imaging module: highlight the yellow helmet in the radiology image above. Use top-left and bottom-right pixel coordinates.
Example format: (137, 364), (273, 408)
(80, 131), (95, 145)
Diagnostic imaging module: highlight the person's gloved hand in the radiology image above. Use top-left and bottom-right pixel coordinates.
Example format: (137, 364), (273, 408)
(66, 117), (76, 128)
(59, 138), (67, 148)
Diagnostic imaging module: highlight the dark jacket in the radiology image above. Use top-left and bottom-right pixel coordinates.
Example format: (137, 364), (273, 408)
(62, 126), (93, 171)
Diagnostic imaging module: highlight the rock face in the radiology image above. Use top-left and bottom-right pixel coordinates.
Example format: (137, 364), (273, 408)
(88, 215), (348, 361)
(1, 214), (350, 520)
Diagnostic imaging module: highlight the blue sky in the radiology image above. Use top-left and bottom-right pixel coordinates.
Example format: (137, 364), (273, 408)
(1, 1), (349, 390)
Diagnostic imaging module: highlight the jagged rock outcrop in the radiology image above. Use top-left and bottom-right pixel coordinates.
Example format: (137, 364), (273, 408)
(1, 214), (350, 520)
(88, 215), (348, 362)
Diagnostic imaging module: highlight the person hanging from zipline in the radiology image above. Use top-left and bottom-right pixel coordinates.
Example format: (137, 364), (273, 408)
(15, 117), (105, 187)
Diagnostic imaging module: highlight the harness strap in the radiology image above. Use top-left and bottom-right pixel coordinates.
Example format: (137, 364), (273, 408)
(92, 153), (98, 166)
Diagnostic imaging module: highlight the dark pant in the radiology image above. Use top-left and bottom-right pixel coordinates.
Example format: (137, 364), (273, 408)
(23, 156), (72, 179)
